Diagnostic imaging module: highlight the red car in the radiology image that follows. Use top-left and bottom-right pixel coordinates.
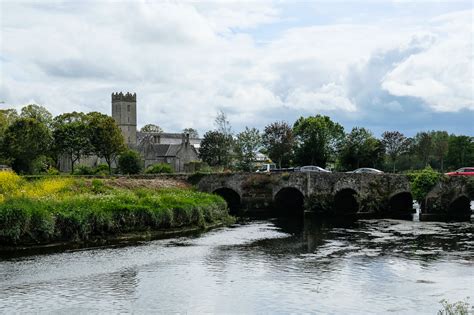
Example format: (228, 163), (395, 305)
(445, 167), (474, 176)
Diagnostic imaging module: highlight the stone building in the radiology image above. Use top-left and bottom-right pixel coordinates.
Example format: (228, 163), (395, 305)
(112, 92), (200, 172)
(58, 92), (201, 173)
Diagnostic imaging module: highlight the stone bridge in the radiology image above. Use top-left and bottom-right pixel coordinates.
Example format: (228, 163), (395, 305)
(196, 172), (413, 219)
(195, 172), (473, 221)
(420, 176), (473, 221)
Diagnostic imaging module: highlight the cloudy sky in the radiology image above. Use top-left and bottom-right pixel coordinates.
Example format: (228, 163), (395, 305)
(1, 0), (473, 137)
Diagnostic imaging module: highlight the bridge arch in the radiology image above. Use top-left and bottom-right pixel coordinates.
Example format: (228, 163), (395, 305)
(213, 188), (241, 215)
(448, 195), (471, 219)
(334, 188), (359, 215)
(274, 187), (305, 217)
(389, 191), (413, 213)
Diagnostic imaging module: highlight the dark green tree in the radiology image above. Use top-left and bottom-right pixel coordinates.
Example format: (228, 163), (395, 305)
(339, 127), (384, 170)
(1, 118), (52, 173)
(118, 150), (142, 174)
(446, 135), (474, 170)
(199, 130), (233, 167)
(87, 112), (126, 174)
(52, 112), (92, 174)
(20, 104), (53, 128)
(262, 121), (294, 168)
(414, 132), (433, 167)
(431, 131), (449, 172)
(0, 109), (18, 165)
(293, 115), (344, 167)
(234, 127), (262, 171)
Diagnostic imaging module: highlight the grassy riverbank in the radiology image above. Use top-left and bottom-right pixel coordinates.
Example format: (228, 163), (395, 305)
(0, 172), (231, 245)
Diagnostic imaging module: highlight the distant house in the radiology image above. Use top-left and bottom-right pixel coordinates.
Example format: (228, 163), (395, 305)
(140, 133), (199, 172)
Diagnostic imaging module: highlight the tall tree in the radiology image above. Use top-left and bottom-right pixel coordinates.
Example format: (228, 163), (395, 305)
(339, 127), (384, 170)
(414, 132), (433, 167)
(199, 130), (233, 167)
(1, 118), (52, 173)
(431, 131), (449, 172)
(87, 112), (126, 174)
(234, 127), (262, 171)
(52, 112), (92, 174)
(293, 115), (344, 167)
(262, 121), (294, 168)
(20, 104), (53, 128)
(183, 128), (199, 138)
(446, 135), (474, 170)
(215, 110), (232, 136)
(382, 131), (410, 172)
(140, 124), (163, 133)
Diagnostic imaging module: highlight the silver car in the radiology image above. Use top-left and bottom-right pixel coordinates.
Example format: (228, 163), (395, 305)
(348, 168), (383, 174)
(295, 165), (331, 173)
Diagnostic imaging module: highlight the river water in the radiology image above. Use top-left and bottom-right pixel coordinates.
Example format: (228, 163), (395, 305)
(0, 217), (473, 314)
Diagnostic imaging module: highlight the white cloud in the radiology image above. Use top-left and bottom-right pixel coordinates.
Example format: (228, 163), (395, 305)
(382, 10), (474, 112)
(0, 1), (472, 135)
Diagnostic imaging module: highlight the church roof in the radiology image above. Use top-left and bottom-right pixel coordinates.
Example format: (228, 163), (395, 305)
(153, 144), (182, 157)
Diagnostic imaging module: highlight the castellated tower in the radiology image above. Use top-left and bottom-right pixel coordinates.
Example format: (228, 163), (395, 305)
(111, 92), (137, 146)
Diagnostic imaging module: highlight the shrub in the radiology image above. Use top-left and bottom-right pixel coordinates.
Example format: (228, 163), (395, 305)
(408, 166), (442, 202)
(93, 164), (110, 176)
(74, 165), (95, 175)
(31, 155), (55, 175)
(118, 150), (142, 175)
(0, 171), (22, 195)
(145, 163), (173, 174)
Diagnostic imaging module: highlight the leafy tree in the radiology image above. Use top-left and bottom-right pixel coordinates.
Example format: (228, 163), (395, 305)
(140, 124), (163, 133)
(293, 115), (344, 167)
(382, 131), (410, 172)
(414, 132), (433, 167)
(446, 135), (474, 170)
(0, 109), (18, 164)
(118, 150), (142, 174)
(199, 130), (233, 167)
(339, 127), (384, 170)
(234, 127), (262, 171)
(52, 112), (92, 174)
(1, 118), (52, 173)
(262, 121), (294, 168)
(431, 131), (449, 172)
(183, 128), (199, 138)
(20, 104), (53, 128)
(87, 112), (126, 174)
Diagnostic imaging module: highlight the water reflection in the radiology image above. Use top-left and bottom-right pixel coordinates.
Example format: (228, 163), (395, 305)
(0, 218), (472, 314)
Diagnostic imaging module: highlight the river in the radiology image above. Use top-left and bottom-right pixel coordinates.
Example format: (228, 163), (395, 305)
(0, 216), (473, 314)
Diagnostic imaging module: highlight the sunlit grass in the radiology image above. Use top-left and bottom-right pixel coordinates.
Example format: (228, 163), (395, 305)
(0, 171), (230, 245)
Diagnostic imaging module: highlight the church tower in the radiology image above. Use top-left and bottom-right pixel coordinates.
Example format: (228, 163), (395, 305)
(111, 92), (137, 146)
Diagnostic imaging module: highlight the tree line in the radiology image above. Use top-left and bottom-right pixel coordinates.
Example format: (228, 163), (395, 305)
(1, 105), (472, 174)
(199, 111), (473, 173)
(0, 105), (126, 174)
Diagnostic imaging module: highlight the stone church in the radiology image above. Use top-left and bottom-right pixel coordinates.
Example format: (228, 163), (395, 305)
(59, 92), (201, 173)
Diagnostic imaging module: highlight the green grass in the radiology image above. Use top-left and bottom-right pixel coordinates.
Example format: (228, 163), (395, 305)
(0, 172), (230, 245)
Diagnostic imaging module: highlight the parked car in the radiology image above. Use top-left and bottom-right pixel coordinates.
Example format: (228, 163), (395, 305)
(348, 168), (384, 174)
(295, 165), (331, 173)
(445, 167), (474, 176)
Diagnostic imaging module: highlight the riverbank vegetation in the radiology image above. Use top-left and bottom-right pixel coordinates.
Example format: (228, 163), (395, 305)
(0, 171), (231, 245)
